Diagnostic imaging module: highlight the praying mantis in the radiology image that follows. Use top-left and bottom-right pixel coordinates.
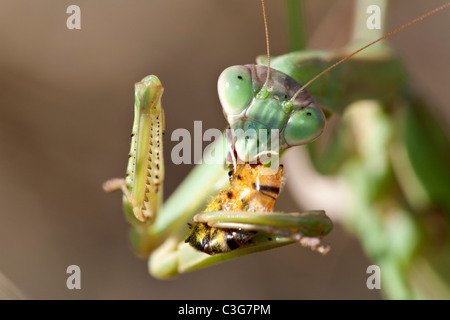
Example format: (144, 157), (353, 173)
(103, 71), (333, 278)
(103, 0), (450, 290)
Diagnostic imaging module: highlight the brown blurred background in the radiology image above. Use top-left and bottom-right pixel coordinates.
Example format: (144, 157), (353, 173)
(0, 0), (448, 299)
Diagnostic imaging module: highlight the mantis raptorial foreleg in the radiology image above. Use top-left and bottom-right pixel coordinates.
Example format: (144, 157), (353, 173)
(103, 75), (164, 223)
(191, 210), (332, 253)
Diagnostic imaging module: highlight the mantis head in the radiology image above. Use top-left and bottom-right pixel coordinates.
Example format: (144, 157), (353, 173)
(217, 65), (325, 163)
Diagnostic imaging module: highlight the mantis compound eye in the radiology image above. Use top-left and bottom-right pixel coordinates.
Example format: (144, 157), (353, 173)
(284, 105), (325, 146)
(218, 66), (253, 117)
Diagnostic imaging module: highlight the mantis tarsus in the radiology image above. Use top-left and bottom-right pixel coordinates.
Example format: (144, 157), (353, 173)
(104, 1), (450, 280)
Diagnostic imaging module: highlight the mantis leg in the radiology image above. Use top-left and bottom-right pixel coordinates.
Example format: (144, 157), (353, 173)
(103, 178), (132, 203)
(193, 210), (332, 253)
(148, 232), (294, 279)
(147, 210), (332, 279)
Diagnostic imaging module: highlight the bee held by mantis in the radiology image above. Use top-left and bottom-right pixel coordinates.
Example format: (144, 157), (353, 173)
(103, 1), (450, 279)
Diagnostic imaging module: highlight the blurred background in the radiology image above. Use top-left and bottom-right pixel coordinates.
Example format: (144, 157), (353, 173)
(0, 0), (448, 299)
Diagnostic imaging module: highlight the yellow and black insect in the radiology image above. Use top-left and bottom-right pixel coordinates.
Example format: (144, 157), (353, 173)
(185, 163), (283, 255)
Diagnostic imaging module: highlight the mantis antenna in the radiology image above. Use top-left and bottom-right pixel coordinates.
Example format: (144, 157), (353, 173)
(259, 0), (271, 97)
(288, 1), (450, 103)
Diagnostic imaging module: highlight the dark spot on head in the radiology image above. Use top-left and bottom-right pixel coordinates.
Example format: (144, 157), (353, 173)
(237, 75), (243, 80)
(284, 94), (288, 99)
(306, 112), (312, 116)
(237, 175), (242, 180)
(227, 191), (233, 199)
(268, 237), (272, 241)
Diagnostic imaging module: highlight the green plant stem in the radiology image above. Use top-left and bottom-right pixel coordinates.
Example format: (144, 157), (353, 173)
(285, 0), (306, 51)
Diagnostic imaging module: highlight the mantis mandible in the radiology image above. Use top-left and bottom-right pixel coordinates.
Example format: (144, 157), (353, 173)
(103, 1), (450, 279)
